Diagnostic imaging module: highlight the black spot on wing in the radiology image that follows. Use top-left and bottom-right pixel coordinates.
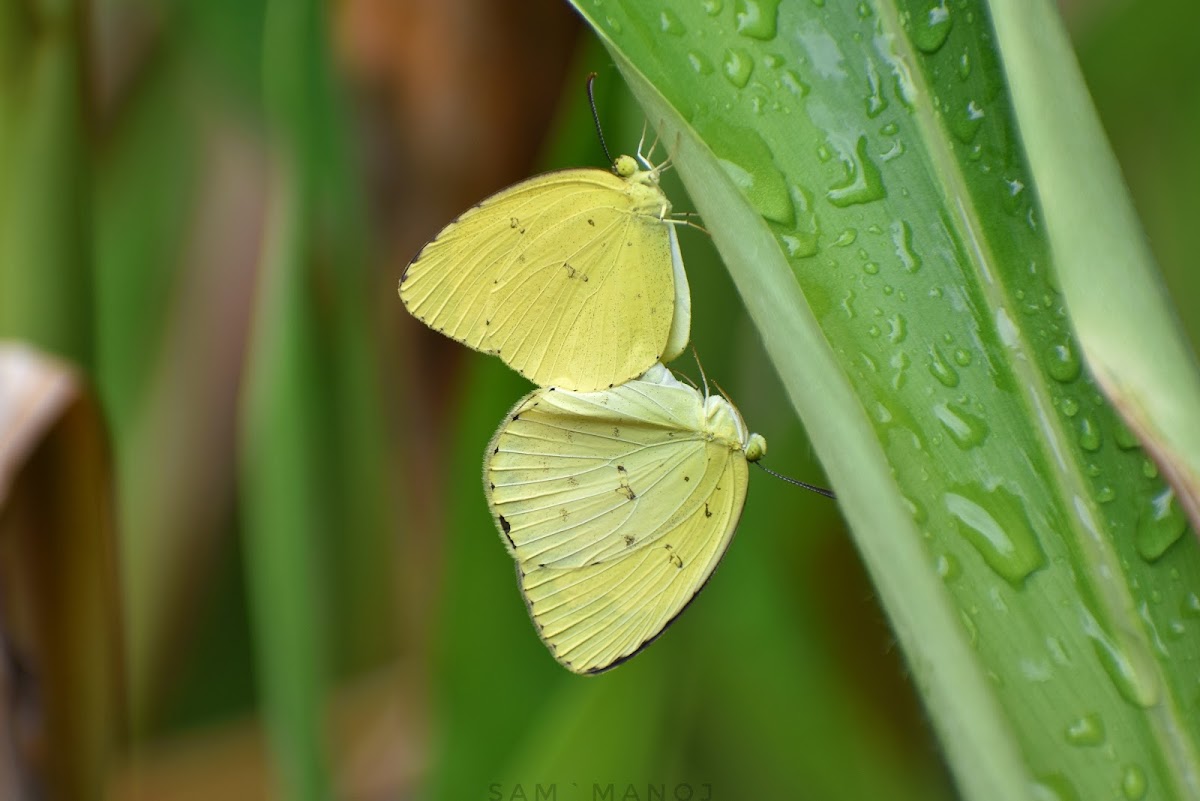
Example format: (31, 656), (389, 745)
(582, 512), (740, 675)
(615, 464), (636, 500)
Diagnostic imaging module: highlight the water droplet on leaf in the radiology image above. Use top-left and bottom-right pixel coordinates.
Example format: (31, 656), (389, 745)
(891, 220), (922, 272)
(929, 345), (960, 387)
(1135, 488), (1187, 562)
(734, 0), (780, 40)
(688, 51), (715, 75)
(1046, 340), (1081, 382)
(659, 9), (686, 34)
(945, 485), (1044, 585)
(722, 48), (755, 87)
(1064, 713), (1105, 746)
(827, 136), (887, 207)
(1121, 764), (1147, 800)
(911, 1), (953, 53)
(935, 402), (988, 449)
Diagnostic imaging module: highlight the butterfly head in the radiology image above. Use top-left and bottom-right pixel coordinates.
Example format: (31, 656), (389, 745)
(613, 154), (640, 178)
(615, 151), (667, 186)
(744, 433), (767, 463)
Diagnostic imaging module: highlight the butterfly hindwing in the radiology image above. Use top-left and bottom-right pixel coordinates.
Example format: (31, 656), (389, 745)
(520, 455), (745, 674)
(484, 364), (753, 674)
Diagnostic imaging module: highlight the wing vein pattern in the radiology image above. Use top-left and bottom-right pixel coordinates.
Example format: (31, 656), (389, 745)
(485, 365), (753, 673)
(401, 169), (680, 390)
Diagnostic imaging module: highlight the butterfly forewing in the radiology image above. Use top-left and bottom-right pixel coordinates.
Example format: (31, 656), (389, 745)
(401, 169), (678, 391)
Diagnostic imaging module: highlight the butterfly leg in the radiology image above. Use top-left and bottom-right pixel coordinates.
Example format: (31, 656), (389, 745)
(665, 213), (709, 236)
(649, 128), (683, 173)
(638, 124), (669, 173)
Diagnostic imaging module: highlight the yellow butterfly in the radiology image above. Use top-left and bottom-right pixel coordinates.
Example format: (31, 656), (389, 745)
(399, 138), (691, 392)
(483, 363), (765, 674)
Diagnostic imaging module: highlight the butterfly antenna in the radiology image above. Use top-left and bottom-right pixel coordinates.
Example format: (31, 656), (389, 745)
(755, 463), (837, 499)
(676, 370), (701, 391)
(586, 73), (614, 167)
(716, 376), (739, 404)
(691, 344), (710, 399)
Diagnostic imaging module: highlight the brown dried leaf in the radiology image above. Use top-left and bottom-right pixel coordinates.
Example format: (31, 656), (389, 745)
(0, 343), (123, 801)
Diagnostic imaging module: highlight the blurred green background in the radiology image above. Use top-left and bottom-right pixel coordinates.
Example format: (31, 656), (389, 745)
(1, 0), (1197, 798)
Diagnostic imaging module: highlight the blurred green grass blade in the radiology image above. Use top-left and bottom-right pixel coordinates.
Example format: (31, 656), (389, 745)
(702, 542), (950, 801)
(94, 60), (198, 436)
(426, 358), (563, 801)
(304, 65), (395, 682)
(570, 1), (1200, 799)
(0, 0), (91, 367)
(93, 42), (205, 730)
(1073, 3), (1200, 359)
(991, 0), (1200, 531)
(241, 183), (331, 801)
(495, 664), (672, 795)
(239, 1), (336, 799)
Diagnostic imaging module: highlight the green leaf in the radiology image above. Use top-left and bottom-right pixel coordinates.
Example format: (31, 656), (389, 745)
(991, 0), (1200, 535)
(568, 1), (1200, 798)
(0, 0), (92, 367)
(240, 0), (391, 797)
